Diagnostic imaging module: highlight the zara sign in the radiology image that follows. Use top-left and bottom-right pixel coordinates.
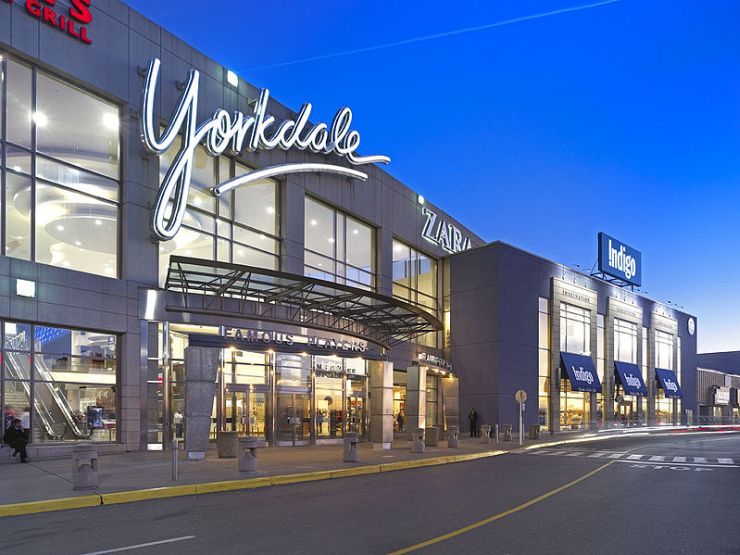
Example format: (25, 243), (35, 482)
(421, 208), (472, 254)
(140, 58), (390, 241)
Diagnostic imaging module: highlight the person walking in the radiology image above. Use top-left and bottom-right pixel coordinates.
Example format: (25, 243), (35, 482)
(4, 418), (29, 463)
(468, 408), (479, 438)
(396, 411), (405, 433)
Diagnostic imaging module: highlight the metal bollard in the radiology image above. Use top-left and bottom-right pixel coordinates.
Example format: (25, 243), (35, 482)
(171, 438), (179, 481)
(72, 446), (99, 491)
(238, 436), (260, 472)
(343, 432), (359, 462)
(447, 425), (459, 448)
(411, 428), (425, 453)
(479, 424), (492, 444)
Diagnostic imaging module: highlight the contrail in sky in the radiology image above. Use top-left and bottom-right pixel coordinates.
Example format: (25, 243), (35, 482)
(242, 0), (622, 72)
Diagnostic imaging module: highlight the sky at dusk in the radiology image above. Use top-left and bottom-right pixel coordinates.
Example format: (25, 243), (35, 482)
(126, 0), (740, 353)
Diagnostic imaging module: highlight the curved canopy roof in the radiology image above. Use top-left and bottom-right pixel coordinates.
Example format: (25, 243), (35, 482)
(164, 256), (442, 349)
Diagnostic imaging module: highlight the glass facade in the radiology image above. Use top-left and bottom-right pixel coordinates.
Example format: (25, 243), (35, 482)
(538, 297), (550, 430)
(392, 240), (438, 314)
(1, 53), (120, 278)
(614, 318), (640, 426)
(304, 197), (375, 290)
(655, 329), (677, 425)
(2, 322), (117, 444)
(158, 143), (279, 285)
(559, 303), (591, 430)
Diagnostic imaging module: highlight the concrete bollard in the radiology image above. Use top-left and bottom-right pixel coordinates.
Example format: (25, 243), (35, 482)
(72, 446), (99, 490)
(479, 424), (492, 444)
(238, 436), (260, 472)
(447, 425), (460, 448)
(503, 424), (513, 442)
(494, 424), (500, 443)
(411, 428), (425, 453)
(343, 432), (359, 462)
(217, 431), (238, 458)
(424, 427), (439, 447)
(528, 425), (541, 440)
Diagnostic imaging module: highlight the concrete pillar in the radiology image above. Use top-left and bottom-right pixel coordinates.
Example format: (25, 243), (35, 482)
(184, 346), (221, 461)
(280, 176), (305, 275)
(406, 365), (427, 438)
(368, 360), (394, 449)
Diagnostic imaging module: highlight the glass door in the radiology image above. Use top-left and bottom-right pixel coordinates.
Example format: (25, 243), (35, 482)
(276, 392), (311, 445)
(346, 377), (366, 437)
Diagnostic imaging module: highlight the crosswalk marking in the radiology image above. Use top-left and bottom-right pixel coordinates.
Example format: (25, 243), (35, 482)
(588, 452), (607, 458)
(523, 449), (738, 467)
(626, 455), (644, 460)
(718, 458), (734, 465)
(694, 457), (708, 464)
(565, 452), (585, 457)
(649, 456), (665, 462)
(607, 453), (624, 459)
(672, 456), (687, 463)
(544, 450), (568, 455)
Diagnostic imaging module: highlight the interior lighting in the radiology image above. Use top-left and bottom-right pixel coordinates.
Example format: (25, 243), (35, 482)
(16, 279), (36, 298)
(94, 219), (103, 226)
(417, 194), (425, 205)
(56, 224), (65, 231)
(352, 229), (359, 235)
(102, 113), (119, 131)
(327, 237), (335, 243)
(226, 70), (239, 88)
(310, 219), (317, 226)
(266, 206), (275, 214)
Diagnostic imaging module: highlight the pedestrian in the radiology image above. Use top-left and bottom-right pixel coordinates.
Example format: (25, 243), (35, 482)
(316, 410), (325, 435)
(173, 410), (184, 439)
(396, 411), (405, 433)
(468, 408), (479, 438)
(4, 418), (29, 463)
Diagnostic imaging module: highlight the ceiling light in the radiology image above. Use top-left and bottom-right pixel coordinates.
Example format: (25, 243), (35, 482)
(327, 238), (335, 243)
(226, 70), (239, 88)
(94, 219), (103, 226)
(102, 113), (119, 131)
(32, 111), (48, 127)
(352, 229), (359, 235)
(310, 219), (317, 226)
(56, 224), (65, 231)
(266, 206), (275, 215)
(186, 249), (193, 255)
(12, 166), (22, 172)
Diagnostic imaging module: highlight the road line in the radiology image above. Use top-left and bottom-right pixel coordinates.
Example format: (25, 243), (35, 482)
(672, 456), (687, 463)
(648, 456), (665, 462)
(718, 458), (734, 464)
(387, 460), (616, 555)
(588, 452), (607, 458)
(543, 450), (568, 455)
(694, 457), (708, 463)
(626, 455), (644, 460)
(614, 459), (738, 468)
(607, 453), (624, 459)
(565, 452), (585, 457)
(79, 535), (195, 555)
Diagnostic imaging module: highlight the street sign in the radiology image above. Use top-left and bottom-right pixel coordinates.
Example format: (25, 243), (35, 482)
(515, 390), (527, 404)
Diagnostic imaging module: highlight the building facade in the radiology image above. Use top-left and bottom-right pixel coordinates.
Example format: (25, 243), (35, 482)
(696, 352), (740, 424)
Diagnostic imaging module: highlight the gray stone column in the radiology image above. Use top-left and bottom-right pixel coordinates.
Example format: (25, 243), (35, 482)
(184, 346), (221, 461)
(368, 360), (394, 449)
(441, 376), (460, 437)
(406, 365), (427, 438)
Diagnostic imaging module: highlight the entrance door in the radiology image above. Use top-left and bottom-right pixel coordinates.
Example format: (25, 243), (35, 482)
(617, 401), (634, 427)
(346, 378), (366, 437)
(276, 392), (311, 445)
(221, 386), (268, 440)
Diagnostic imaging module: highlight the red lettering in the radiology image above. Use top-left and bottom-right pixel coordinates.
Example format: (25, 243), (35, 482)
(67, 18), (80, 38)
(69, 0), (91, 24)
(42, 5), (55, 25)
(79, 25), (91, 45)
(25, 0), (41, 17)
(58, 13), (65, 30)
(42, 0), (54, 5)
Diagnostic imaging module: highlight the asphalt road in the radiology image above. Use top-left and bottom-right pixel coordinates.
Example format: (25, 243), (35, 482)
(3, 432), (739, 555)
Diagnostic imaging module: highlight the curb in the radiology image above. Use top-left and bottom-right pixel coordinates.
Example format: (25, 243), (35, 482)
(0, 449), (508, 518)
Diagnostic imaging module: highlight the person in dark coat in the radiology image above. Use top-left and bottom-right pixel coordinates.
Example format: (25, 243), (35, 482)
(468, 408), (479, 438)
(4, 418), (29, 463)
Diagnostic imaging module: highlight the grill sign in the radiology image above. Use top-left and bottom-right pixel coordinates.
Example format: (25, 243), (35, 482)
(5, 0), (93, 45)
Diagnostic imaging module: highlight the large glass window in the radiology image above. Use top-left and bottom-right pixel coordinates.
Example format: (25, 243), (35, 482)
(158, 142), (280, 285)
(1, 53), (120, 278)
(392, 240), (438, 314)
(614, 319), (638, 364)
(560, 303), (591, 430)
(538, 297), (550, 431)
(2, 322), (117, 444)
(304, 197), (374, 290)
(655, 329), (674, 370)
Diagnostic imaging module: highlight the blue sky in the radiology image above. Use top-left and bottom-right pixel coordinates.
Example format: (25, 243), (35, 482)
(126, 0), (740, 353)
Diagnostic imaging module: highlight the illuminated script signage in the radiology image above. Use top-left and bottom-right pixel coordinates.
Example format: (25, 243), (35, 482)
(421, 207), (472, 254)
(140, 58), (390, 241)
(4, 0), (93, 45)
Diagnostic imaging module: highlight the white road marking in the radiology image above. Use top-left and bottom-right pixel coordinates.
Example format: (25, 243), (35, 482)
(588, 452), (607, 458)
(693, 457), (708, 463)
(626, 454), (644, 460)
(543, 450), (568, 455)
(648, 456), (665, 462)
(717, 458), (734, 464)
(617, 459), (737, 469)
(607, 453), (624, 459)
(79, 536), (196, 555)
(672, 456), (687, 463)
(565, 452), (585, 457)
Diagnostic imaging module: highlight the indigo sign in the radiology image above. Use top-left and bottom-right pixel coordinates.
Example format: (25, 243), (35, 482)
(598, 232), (641, 286)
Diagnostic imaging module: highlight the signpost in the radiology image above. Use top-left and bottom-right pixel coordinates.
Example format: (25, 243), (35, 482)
(515, 390), (527, 446)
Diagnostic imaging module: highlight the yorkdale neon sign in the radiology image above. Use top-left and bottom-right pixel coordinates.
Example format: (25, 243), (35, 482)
(140, 58), (390, 241)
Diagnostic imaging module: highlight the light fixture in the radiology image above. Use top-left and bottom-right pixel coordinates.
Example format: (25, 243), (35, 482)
(102, 113), (119, 131)
(310, 219), (317, 226)
(12, 166), (22, 172)
(56, 224), (65, 231)
(327, 237), (335, 243)
(16, 279), (36, 298)
(266, 206), (275, 215)
(32, 111), (48, 127)
(417, 194), (425, 205)
(75, 240), (82, 247)
(94, 219), (102, 226)
(226, 69), (239, 88)
(352, 229), (359, 235)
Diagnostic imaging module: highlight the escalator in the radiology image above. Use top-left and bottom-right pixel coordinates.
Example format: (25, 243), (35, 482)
(4, 337), (90, 440)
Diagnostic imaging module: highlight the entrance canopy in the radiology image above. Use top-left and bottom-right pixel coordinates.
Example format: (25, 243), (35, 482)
(164, 256), (442, 349)
(560, 352), (602, 393)
(655, 368), (683, 399)
(614, 361), (648, 396)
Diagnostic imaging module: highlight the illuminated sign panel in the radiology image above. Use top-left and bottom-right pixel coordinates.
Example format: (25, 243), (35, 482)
(140, 58), (390, 241)
(421, 207), (472, 254)
(223, 327), (367, 354)
(598, 232), (642, 286)
(4, 0), (93, 45)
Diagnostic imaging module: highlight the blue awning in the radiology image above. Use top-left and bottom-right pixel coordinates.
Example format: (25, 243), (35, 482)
(655, 368), (683, 399)
(560, 352), (602, 393)
(614, 361), (648, 396)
